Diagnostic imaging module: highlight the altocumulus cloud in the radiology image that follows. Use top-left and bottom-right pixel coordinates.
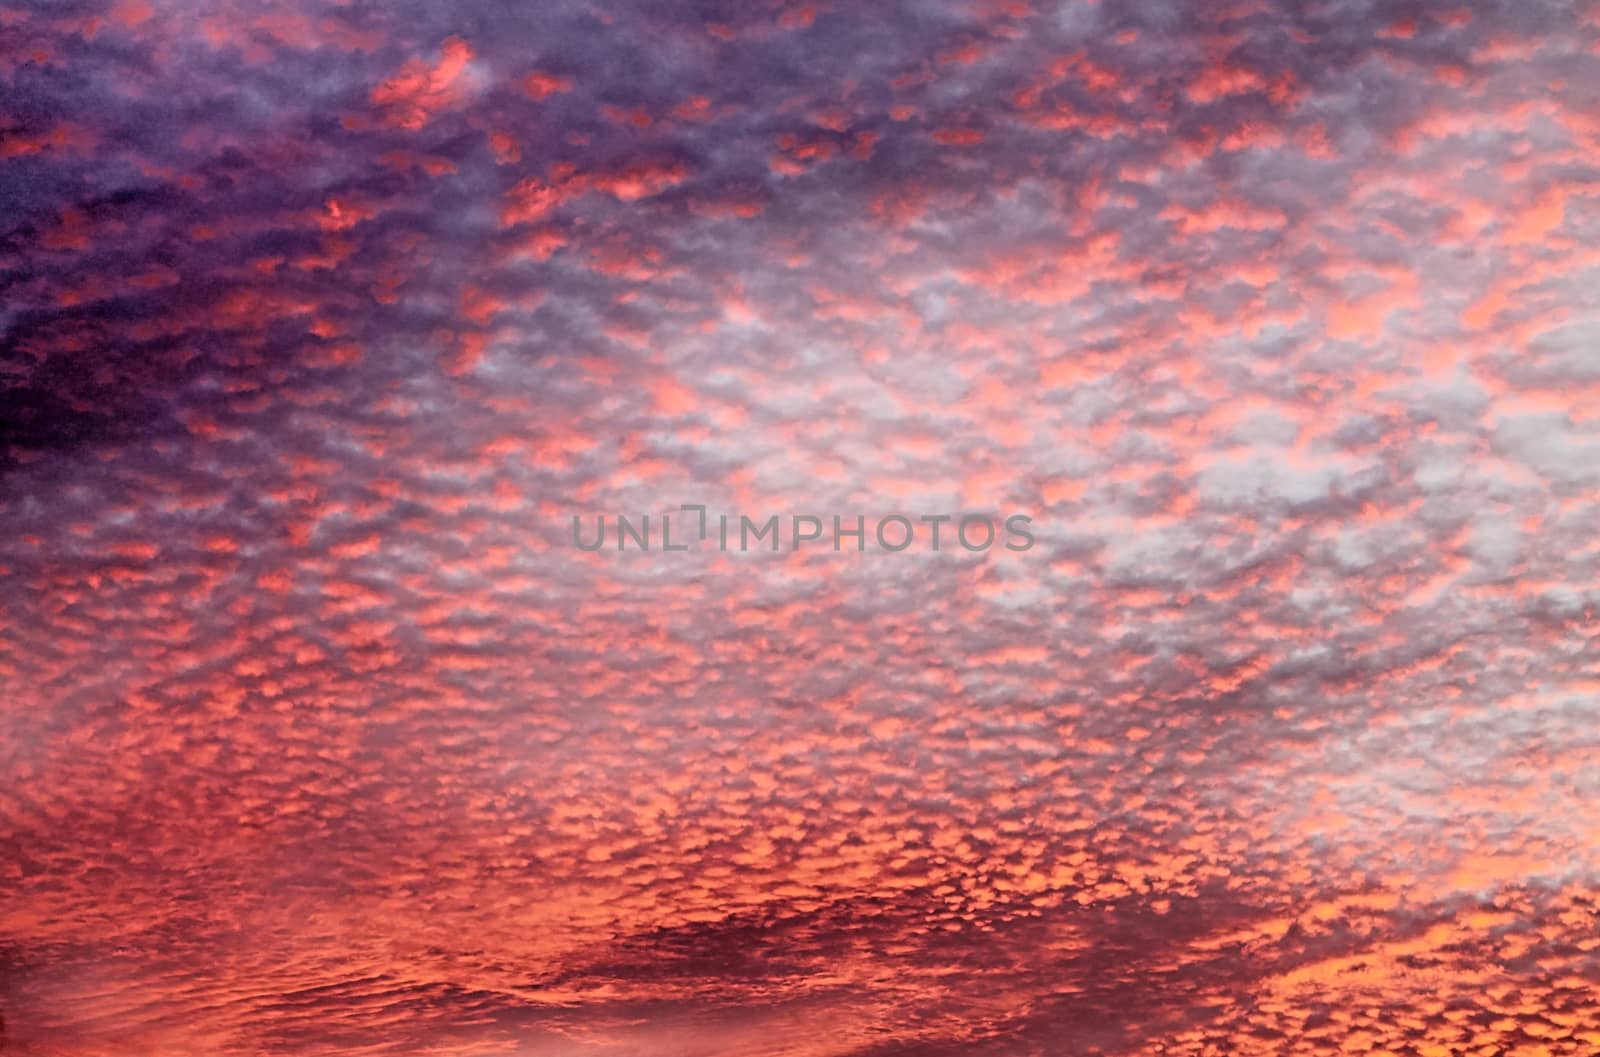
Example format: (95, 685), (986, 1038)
(1, 0), (1599, 1055)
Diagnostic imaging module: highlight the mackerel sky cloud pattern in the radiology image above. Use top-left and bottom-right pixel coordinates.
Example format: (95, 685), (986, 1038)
(2, 0), (1599, 1054)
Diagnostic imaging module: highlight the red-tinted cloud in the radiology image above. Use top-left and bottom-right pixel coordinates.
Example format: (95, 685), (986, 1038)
(2, 1), (1598, 1055)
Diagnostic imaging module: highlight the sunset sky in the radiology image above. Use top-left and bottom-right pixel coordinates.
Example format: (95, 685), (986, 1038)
(2, 0), (1599, 1054)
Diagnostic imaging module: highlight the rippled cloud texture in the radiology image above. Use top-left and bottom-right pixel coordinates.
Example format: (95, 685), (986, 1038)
(3, 0), (1600, 1054)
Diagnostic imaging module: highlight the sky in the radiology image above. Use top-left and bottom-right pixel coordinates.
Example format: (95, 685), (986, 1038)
(2, 0), (1599, 1054)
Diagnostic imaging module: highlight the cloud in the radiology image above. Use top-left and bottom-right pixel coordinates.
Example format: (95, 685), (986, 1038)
(1, 0), (1598, 1054)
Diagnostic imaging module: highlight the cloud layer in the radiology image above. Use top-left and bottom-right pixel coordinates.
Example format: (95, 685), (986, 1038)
(2, 0), (1598, 1055)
